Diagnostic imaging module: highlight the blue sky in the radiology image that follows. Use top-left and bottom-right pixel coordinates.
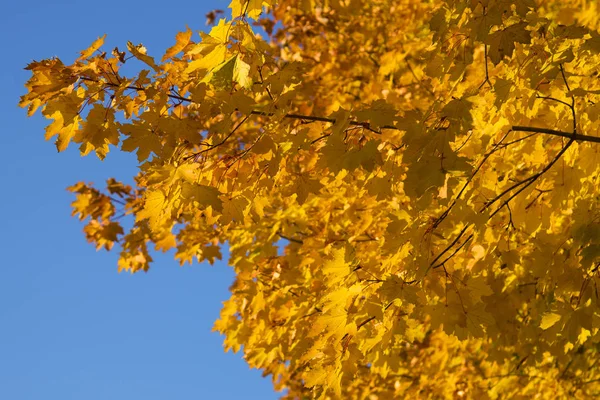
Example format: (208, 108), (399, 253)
(1, 1), (279, 399)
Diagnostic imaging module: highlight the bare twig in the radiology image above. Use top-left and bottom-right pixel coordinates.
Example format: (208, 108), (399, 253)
(483, 138), (574, 217)
(432, 233), (473, 269)
(425, 224), (471, 277)
(357, 316), (376, 330)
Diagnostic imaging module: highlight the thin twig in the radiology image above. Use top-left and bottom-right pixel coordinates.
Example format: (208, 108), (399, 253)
(478, 42), (492, 89)
(485, 138), (574, 217)
(432, 234), (473, 269)
(357, 316), (376, 330)
(277, 232), (304, 244)
(426, 224), (471, 275)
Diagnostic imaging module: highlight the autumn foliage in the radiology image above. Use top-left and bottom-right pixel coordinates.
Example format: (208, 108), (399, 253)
(20, 0), (600, 398)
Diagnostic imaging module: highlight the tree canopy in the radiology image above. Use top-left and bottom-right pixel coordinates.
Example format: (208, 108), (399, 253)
(20, 0), (600, 398)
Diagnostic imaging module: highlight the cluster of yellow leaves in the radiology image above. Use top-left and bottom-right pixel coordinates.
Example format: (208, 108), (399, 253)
(20, 0), (600, 398)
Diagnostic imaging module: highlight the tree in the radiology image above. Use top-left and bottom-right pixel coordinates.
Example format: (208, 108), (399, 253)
(19, 0), (600, 397)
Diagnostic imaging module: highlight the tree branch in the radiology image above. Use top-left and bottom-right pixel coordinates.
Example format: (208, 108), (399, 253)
(484, 137), (575, 217)
(357, 316), (376, 330)
(432, 234), (474, 270)
(277, 232), (304, 244)
(79, 77), (600, 144)
(511, 126), (600, 143)
(422, 224), (471, 280)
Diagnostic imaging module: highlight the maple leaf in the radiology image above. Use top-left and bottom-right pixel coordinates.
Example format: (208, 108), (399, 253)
(220, 196), (248, 224)
(74, 104), (120, 160)
(181, 183), (223, 212)
(126, 42), (160, 72)
(42, 90), (84, 152)
(487, 22), (532, 65)
(137, 189), (169, 231)
(289, 174), (323, 204)
(353, 100), (399, 129)
(322, 246), (352, 286)
(120, 121), (163, 162)
(84, 220), (124, 251)
(20, 58), (77, 116)
(229, 0), (271, 20)
(200, 244), (222, 264)
(162, 27), (192, 61)
(78, 34), (106, 60)
(208, 55), (237, 89)
(320, 131), (383, 174)
(540, 312), (562, 330)
(185, 20), (230, 74)
(494, 78), (513, 109)
(233, 56), (252, 89)
(403, 153), (446, 198)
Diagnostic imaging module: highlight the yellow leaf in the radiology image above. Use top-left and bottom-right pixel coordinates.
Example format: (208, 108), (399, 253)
(154, 230), (177, 252)
(126, 41), (160, 72)
(162, 27), (192, 61)
(207, 54), (236, 89)
(354, 100), (398, 128)
(78, 34), (106, 60)
(487, 22), (531, 65)
(175, 164), (199, 184)
(42, 89), (84, 152)
(137, 189), (168, 231)
(201, 244), (222, 265)
(403, 153), (446, 198)
(120, 121), (163, 162)
(540, 312), (562, 330)
(181, 183), (223, 212)
(186, 44), (227, 74)
(208, 19), (231, 43)
(220, 196), (248, 224)
(233, 56), (252, 89)
(230, 0), (269, 20)
(322, 247), (351, 285)
(73, 104), (120, 160)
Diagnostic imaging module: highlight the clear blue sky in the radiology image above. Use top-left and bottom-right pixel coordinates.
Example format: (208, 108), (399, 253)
(0, 1), (279, 399)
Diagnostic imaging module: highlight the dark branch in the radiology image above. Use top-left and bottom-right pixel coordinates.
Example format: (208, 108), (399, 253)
(511, 126), (600, 143)
(432, 234), (474, 270)
(277, 232), (304, 244)
(357, 316), (376, 330)
(426, 224), (471, 276)
(484, 137), (575, 217)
